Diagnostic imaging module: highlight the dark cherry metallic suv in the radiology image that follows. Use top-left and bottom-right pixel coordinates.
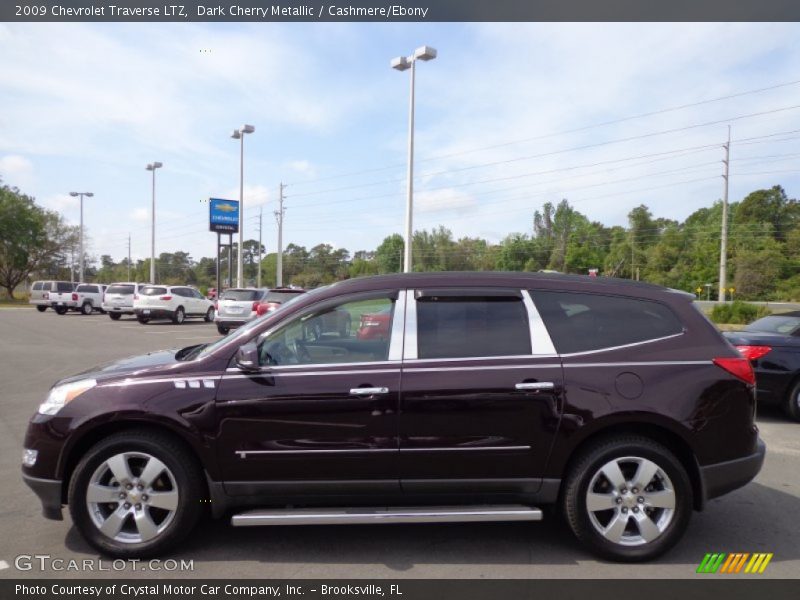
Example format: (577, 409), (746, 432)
(21, 272), (765, 562)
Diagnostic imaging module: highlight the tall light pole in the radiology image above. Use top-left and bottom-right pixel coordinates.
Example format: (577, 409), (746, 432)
(719, 126), (731, 302)
(69, 191), (93, 282)
(391, 45), (437, 273)
(231, 124), (255, 287)
(145, 162), (163, 284)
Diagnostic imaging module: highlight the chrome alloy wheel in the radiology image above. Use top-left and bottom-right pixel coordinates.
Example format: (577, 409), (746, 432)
(86, 452), (179, 544)
(585, 456), (676, 546)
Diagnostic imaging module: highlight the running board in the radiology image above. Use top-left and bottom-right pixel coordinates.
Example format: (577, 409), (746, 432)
(231, 505), (543, 527)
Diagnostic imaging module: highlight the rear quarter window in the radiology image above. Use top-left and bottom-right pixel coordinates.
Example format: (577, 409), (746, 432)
(141, 286), (167, 296)
(32, 282), (43, 291)
(531, 290), (684, 354)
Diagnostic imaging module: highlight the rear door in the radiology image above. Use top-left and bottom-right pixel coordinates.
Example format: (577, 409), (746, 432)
(398, 288), (564, 495)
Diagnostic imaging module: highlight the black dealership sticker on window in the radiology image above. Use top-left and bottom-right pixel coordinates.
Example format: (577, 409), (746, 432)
(4, 1), (800, 22)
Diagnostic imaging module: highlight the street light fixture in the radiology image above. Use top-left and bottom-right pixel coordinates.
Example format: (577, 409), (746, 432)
(231, 124), (255, 288)
(391, 45), (437, 273)
(145, 162), (163, 284)
(69, 192), (93, 283)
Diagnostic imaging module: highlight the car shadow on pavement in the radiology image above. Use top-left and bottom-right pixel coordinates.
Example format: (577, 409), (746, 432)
(63, 482), (798, 570)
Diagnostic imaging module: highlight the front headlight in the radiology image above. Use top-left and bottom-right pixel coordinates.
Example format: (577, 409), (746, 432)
(38, 379), (97, 416)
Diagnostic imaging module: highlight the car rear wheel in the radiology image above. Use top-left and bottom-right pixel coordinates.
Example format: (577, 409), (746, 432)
(785, 380), (800, 422)
(216, 324), (229, 335)
(68, 430), (203, 558)
(36, 305), (47, 312)
(108, 312), (122, 320)
(81, 302), (93, 315)
(172, 307), (185, 325)
(55, 306), (68, 315)
(136, 315), (150, 324)
(563, 436), (691, 562)
(204, 307), (215, 323)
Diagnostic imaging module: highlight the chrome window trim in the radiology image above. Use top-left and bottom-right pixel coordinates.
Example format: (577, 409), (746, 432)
(403, 354), (552, 364)
(405, 364), (560, 373)
(521, 290), (557, 355)
(223, 368), (401, 379)
(557, 331), (686, 357)
(388, 290), (407, 362)
(403, 291), (419, 360)
(226, 360), (399, 372)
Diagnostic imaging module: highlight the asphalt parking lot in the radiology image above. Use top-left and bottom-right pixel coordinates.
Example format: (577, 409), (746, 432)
(1, 306), (798, 579)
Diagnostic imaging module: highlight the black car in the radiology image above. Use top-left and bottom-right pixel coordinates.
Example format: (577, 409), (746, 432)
(724, 310), (800, 421)
(22, 272), (765, 562)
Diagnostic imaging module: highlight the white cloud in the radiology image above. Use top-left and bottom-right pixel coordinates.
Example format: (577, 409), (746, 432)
(219, 184), (272, 208)
(131, 207), (149, 222)
(416, 187), (477, 214)
(0, 154), (33, 187)
(40, 193), (79, 212)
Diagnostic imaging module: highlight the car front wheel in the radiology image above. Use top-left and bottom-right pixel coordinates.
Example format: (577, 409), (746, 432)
(216, 324), (229, 335)
(68, 430), (204, 558)
(563, 436), (691, 562)
(81, 302), (93, 315)
(204, 307), (215, 323)
(172, 307), (185, 325)
(785, 380), (800, 422)
(36, 305), (47, 312)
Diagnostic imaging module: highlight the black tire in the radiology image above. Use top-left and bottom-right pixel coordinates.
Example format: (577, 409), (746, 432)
(36, 305), (47, 312)
(204, 307), (215, 323)
(55, 306), (68, 315)
(137, 315), (150, 324)
(216, 324), (229, 335)
(562, 435), (692, 562)
(67, 429), (204, 559)
(81, 302), (93, 315)
(784, 380), (800, 422)
(108, 312), (122, 321)
(172, 307), (185, 325)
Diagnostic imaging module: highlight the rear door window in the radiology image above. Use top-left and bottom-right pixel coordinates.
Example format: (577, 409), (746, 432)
(416, 293), (531, 359)
(531, 291), (684, 354)
(32, 282), (42, 291)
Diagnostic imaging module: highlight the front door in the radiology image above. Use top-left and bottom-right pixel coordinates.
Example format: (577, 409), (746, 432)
(399, 288), (563, 495)
(215, 291), (404, 497)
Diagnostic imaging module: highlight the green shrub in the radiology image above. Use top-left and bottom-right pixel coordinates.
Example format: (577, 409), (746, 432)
(710, 301), (770, 325)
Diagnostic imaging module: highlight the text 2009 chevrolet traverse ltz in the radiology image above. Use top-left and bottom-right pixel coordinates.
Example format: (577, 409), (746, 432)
(22, 272), (765, 562)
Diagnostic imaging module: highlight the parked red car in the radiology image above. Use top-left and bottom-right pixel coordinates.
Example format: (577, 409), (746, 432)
(255, 288), (307, 316)
(356, 305), (392, 341)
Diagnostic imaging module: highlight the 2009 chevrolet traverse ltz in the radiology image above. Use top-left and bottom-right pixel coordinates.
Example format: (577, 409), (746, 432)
(22, 272), (765, 562)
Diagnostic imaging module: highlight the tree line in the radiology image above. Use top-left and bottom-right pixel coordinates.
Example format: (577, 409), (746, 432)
(2, 179), (798, 301)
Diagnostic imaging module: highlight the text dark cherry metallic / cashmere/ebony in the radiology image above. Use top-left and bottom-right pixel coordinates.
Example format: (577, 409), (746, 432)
(21, 272), (765, 562)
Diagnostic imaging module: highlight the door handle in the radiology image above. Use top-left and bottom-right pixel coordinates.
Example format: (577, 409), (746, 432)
(515, 382), (555, 391)
(350, 387), (389, 396)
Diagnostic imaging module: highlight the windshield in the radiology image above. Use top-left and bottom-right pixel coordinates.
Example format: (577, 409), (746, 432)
(264, 290), (305, 303)
(221, 289), (263, 301)
(744, 315), (800, 335)
(107, 284), (134, 295)
(195, 287), (321, 360)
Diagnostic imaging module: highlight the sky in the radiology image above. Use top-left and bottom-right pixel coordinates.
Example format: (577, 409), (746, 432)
(1, 22), (799, 266)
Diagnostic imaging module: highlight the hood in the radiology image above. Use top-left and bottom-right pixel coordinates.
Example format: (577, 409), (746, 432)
(57, 345), (204, 386)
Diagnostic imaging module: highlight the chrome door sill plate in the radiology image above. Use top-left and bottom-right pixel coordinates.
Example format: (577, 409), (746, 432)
(231, 505), (542, 526)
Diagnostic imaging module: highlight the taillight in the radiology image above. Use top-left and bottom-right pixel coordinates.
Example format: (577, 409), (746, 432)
(713, 357), (756, 385)
(735, 345), (772, 361)
(160, 295), (172, 301)
(72, 293), (78, 301)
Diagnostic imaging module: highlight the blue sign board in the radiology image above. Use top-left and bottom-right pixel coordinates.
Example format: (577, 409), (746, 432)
(209, 198), (239, 233)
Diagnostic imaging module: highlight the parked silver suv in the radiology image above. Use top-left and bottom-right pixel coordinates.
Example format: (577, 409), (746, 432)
(214, 287), (268, 335)
(102, 282), (142, 320)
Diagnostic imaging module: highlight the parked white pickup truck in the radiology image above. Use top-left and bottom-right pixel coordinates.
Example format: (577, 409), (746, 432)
(46, 281), (78, 314)
(73, 283), (107, 315)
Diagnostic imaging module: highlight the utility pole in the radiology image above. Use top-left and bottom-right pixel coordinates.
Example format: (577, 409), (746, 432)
(257, 206), (263, 288)
(127, 234), (131, 281)
(719, 126), (731, 302)
(275, 183), (286, 287)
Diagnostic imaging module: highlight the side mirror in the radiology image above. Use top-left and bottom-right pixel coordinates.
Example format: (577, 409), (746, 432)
(235, 342), (260, 372)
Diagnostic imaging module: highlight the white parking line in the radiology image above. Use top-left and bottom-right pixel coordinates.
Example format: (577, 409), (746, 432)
(0, 560), (9, 570)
